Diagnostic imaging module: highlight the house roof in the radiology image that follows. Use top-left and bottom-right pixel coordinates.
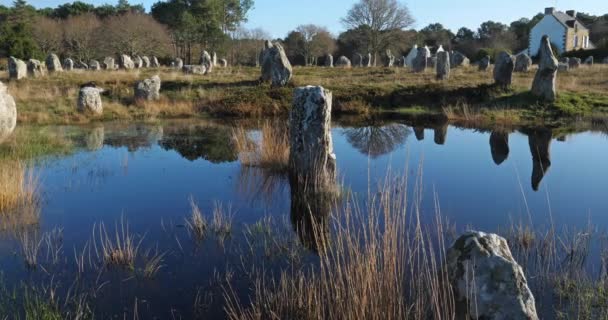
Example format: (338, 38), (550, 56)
(551, 11), (588, 31)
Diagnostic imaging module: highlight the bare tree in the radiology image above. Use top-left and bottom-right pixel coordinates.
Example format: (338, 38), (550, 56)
(100, 13), (171, 57)
(62, 13), (101, 61)
(31, 16), (63, 55)
(231, 26), (270, 65)
(293, 25), (335, 65)
(342, 0), (414, 66)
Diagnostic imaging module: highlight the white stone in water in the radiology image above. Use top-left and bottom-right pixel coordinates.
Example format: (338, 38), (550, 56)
(151, 56), (160, 68)
(448, 231), (538, 320)
(531, 35), (558, 102)
(493, 51), (515, 87)
(77, 86), (104, 115)
(514, 53), (532, 72)
(103, 57), (115, 70)
(336, 56), (351, 68)
(46, 53), (63, 72)
(63, 58), (74, 71)
(0, 81), (17, 142)
(436, 51), (450, 80)
(200, 51), (213, 74)
(119, 54), (134, 69)
(260, 41), (293, 87)
(8, 57), (27, 80)
(135, 75), (161, 101)
(141, 56), (150, 68)
(289, 86), (336, 182)
(27, 59), (46, 78)
(325, 54), (334, 67)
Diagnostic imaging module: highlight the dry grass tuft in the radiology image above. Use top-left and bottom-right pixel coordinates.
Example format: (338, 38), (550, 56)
(94, 217), (142, 270)
(186, 196), (208, 240)
(233, 121), (289, 171)
(0, 161), (40, 231)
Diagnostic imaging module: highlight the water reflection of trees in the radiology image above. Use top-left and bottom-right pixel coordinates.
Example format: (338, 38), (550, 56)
(343, 123), (411, 158)
(159, 125), (237, 163)
(103, 124), (164, 152)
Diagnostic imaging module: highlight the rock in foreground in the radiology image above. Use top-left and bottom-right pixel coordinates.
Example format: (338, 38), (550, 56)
(0, 81), (17, 141)
(77, 85), (104, 115)
(135, 75), (161, 101)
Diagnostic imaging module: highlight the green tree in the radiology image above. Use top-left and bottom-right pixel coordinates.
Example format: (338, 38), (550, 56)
(0, 0), (40, 59)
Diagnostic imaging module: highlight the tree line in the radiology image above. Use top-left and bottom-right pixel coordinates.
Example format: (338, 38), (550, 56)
(1, 0), (607, 67)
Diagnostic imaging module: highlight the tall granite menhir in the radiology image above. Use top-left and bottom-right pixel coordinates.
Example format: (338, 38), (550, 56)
(531, 36), (558, 102)
(0, 81), (17, 142)
(260, 40), (293, 87)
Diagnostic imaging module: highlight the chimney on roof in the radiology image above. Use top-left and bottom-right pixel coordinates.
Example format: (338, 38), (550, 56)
(566, 10), (577, 18)
(545, 7), (556, 15)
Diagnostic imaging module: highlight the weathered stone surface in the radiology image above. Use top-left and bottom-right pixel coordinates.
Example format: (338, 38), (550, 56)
(385, 49), (395, 67)
(151, 56), (160, 68)
(531, 35), (558, 102)
(119, 55), (134, 69)
(173, 58), (184, 69)
(450, 51), (470, 67)
(77, 85), (104, 115)
(325, 54), (334, 67)
(352, 53), (363, 67)
(260, 41), (293, 87)
(558, 63), (569, 72)
(568, 57), (581, 69)
(412, 47), (429, 72)
(365, 53), (372, 67)
(135, 75), (161, 101)
(514, 53), (532, 72)
(27, 59), (46, 78)
(103, 57), (115, 70)
(200, 51), (213, 74)
(182, 65), (206, 75)
(336, 56), (352, 68)
(404, 45), (418, 68)
(448, 231), (538, 320)
(133, 56), (143, 69)
(0, 81), (17, 142)
(8, 57), (27, 80)
(289, 86), (336, 186)
(212, 52), (217, 67)
(584, 56), (594, 65)
(63, 58), (74, 71)
(89, 60), (101, 71)
(436, 51), (450, 80)
(219, 59), (228, 67)
(478, 56), (491, 71)
(490, 131), (509, 165)
(493, 51), (515, 87)
(142, 56), (150, 68)
(46, 53), (63, 72)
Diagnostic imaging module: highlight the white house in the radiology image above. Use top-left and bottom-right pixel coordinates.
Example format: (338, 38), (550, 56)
(528, 8), (593, 57)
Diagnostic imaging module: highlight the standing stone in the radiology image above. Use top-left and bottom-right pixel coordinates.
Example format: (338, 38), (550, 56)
(219, 59), (228, 67)
(151, 56), (160, 68)
(560, 57), (570, 64)
(558, 63), (569, 72)
(46, 53), (63, 73)
(436, 51), (450, 80)
(142, 56), (150, 68)
(260, 41), (293, 87)
(119, 55), (134, 69)
(365, 53), (372, 67)
(404, 45), (418, 68)
(448, 231), (538, 320)
(569, 57), (581, 69)
(133, 56), (143, 69)
(336, 56), (352, 68)
(200, 51), (213, 74)
(325, 54), (334, 67)
(77, 84), (104, 115)
(182, 65), (206, 75)
(478, 56), (491, 71)
(135, 75), (161, 101)
(531, 35), (558, 102)
(103, 57), (115, 70)
(0, 81), (17, 142)
(352, 53), (363, 67)
(27, 59), (46, 78)
(412, 47), (429, 72)
(493, 51), (515, 88)
(584, 56), (594, 65)
(289, 86), (336, 187)
(450, 51), (470, 67)
(514, 53), (532, 72)
(8, 57), (27, 80)
(212, 52), (218, 67)
(173, 58), (184, 69)
(63, 58), (74, 71)
(89, 60), (101, 71)
(428, 56), (437, 68)
(385, 49), (395, 67)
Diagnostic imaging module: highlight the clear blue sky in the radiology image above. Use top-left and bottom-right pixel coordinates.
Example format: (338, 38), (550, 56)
(4, 0), (608, 38)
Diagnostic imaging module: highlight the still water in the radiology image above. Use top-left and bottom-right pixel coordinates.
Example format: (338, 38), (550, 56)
(0, 119), (606, 317)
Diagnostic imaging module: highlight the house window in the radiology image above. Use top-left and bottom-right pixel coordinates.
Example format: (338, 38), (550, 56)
(574, 35), (579, 48)
(584, 36), (589, 48)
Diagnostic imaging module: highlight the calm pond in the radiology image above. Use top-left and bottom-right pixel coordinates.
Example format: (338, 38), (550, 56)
(1, 118), (607, 317)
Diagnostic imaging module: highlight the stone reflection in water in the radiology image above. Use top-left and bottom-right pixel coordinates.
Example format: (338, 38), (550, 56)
(104, 124), (164, 152)
(526, 128), (552, 191)
(343, 123), (411, 158)
(414, 126), (425, 141)
(289, 178), (332, 252)
(85, 126), (105, 151)
(434, 123), (448, 145)
(236, 166), (288, 207)
(489, 131), (510, 165)
(159, 125), (237, 163)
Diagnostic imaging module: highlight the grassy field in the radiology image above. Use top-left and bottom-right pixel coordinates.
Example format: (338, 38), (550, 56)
(0, 64), (607, 126)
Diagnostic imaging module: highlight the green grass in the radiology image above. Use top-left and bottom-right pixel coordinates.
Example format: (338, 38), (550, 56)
(0, 127), (73, 162)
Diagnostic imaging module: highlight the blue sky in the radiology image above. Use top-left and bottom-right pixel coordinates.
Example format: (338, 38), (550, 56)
(4, 0), (608, 38)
